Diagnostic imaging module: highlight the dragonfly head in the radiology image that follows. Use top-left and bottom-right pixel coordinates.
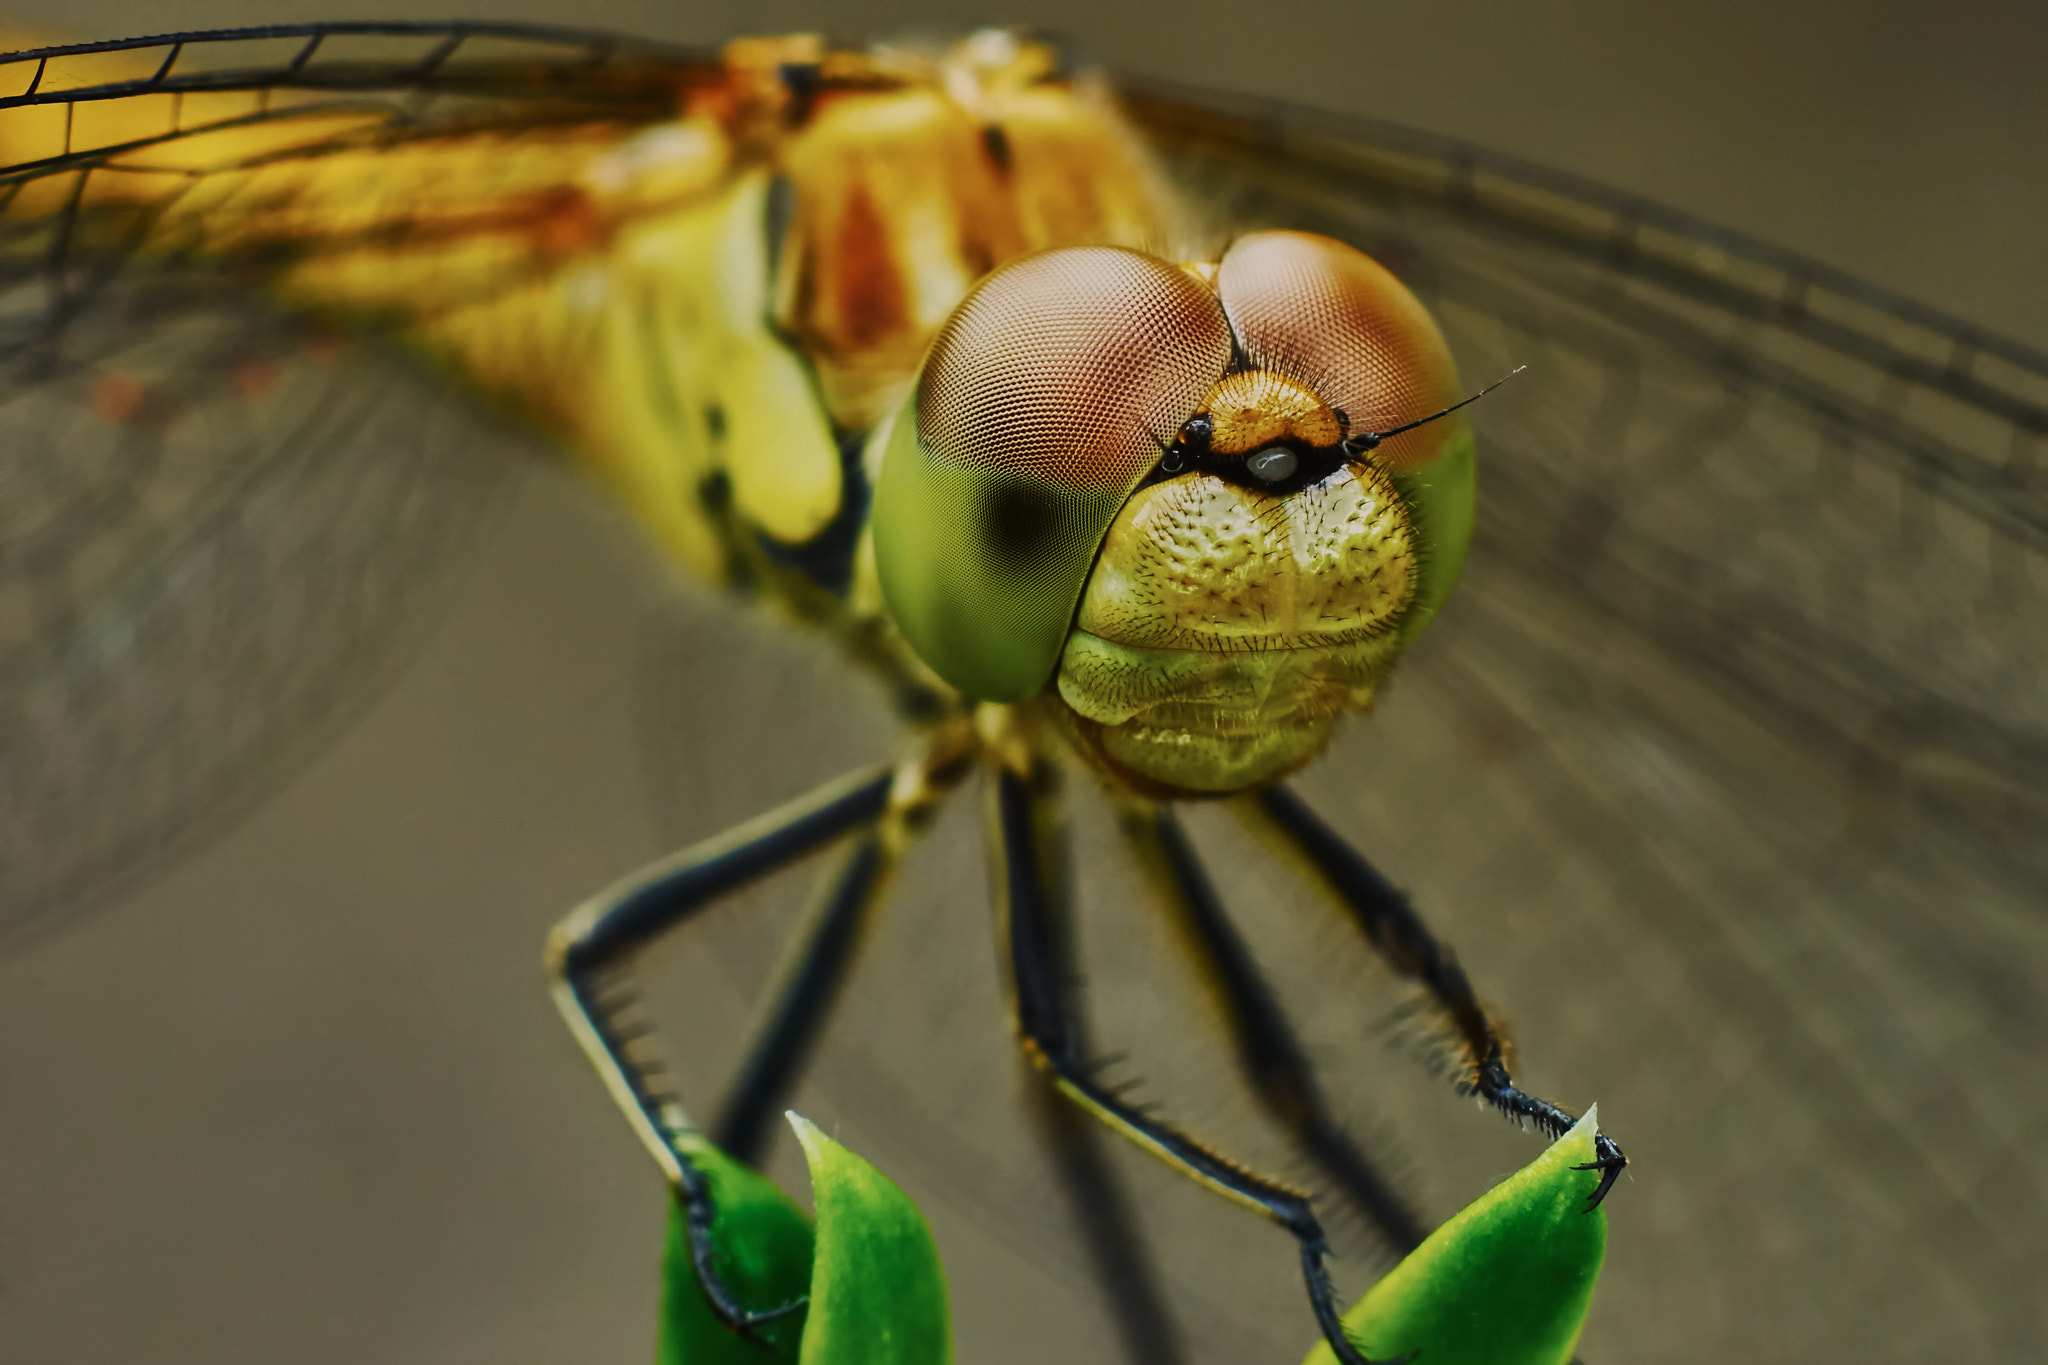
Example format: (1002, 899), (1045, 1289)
(873, 231), (1476, 795)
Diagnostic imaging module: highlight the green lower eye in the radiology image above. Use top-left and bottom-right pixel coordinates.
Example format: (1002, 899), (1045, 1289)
(872, 394), (1125, 702)
(871, 247), (1232, 702)
(1389, 426), (1477, 642)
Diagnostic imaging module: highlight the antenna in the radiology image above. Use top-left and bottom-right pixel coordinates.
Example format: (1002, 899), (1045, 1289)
(1342, 365), (1525, 454)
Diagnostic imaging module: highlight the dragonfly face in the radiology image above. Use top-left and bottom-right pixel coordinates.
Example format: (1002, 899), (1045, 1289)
(875, 229), (1474, 793)
(3, 20), (2044, 1365)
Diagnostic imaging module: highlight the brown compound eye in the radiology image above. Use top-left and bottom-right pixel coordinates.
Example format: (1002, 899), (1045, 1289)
(1215, 231), (1462, 471)
(876, 246), (1232, 701)
(917, 247), (1232, 493)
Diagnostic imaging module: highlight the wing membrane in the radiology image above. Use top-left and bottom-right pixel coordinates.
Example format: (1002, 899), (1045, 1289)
(1090, 77), (2046, 1359)
(0, 25), (720, 323)
(0, 254), (524, 945)
(0, 24), (743, 942)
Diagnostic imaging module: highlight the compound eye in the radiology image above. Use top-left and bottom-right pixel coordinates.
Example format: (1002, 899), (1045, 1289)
(1216, 231), (1462, 471)
(917, 247), (1232, 491)
(875, 247), (1231, 701)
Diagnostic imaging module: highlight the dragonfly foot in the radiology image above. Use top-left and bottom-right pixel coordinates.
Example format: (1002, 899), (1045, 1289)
(1572, 1132), (1629, 1211)
(1468, 1062), (1628, 1210)
(728, 1293), (810, 1340)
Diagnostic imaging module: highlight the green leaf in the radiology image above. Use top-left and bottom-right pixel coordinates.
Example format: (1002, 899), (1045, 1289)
(1304, 1106), (1610, 1365)
(655, 1139), (815, 1365)
(791, 1114), (953, 1365)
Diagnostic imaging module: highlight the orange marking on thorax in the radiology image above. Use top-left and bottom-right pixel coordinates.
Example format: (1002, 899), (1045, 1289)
(831, 179), (908, 350)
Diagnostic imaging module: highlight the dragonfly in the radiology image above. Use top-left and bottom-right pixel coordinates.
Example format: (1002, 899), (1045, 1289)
(1, 21), (2042, 1365)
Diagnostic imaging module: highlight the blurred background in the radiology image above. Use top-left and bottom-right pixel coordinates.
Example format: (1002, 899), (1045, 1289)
(0, 3), (2041, 1364)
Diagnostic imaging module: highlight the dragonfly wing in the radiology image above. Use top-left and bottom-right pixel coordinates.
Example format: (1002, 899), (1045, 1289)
(0, 251), (529, 947)
(0, 25), (739, 945)
(1110, 78), (2048, 1359)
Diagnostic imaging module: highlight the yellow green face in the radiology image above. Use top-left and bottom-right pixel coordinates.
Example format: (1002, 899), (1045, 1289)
(873, 230), (1475, 795)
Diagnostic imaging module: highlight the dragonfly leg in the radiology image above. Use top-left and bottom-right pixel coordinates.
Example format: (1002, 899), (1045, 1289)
(704, 719), (984, 1164)
(545, 763), (897, 1340)
(991, 767), (1402, 1365)
(1006, 764), (1186, 1365)
(710, 832), (893, 1165)
(1029, 1069), (1188, 1365)
(1118, 798), (1428, 1256)
(1237, 785), (1628, 1209)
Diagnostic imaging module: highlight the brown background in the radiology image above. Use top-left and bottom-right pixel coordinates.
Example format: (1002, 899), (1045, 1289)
(1, 4), (2041, 1364)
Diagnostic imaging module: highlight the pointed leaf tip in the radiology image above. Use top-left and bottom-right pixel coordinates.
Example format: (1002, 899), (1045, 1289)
(789, 1113), (953, 1365)
(1305, 1106), (1610, 1365)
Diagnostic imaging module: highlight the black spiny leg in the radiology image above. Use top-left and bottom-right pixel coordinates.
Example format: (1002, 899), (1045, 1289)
(546, 765), (894, 1340)
(1121, 801), (1428, 1256)
(992, 769), (1399, 1365)
(1014, 768), (1186, 1365)
(1240, 785), (1627, 1207)
(1030, 1067), (1188, 1365)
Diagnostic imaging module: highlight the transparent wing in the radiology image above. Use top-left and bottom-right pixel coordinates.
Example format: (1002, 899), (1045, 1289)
(633, 78), (2048, 1365)
(0, 24), (725, 944)
(0, 255), (530, 946)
